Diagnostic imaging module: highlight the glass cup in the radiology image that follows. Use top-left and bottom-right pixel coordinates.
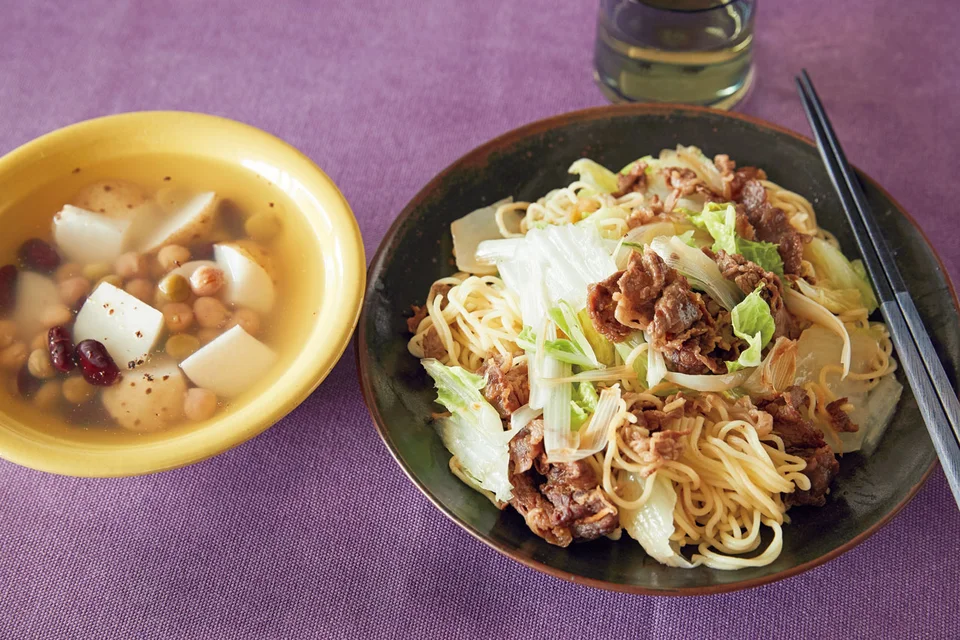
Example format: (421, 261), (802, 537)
(593, 0), (757, 109)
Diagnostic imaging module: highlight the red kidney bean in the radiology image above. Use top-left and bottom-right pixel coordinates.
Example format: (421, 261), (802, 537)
(16, 365), (42, 398)
(0, 264), (16, 315)
(17, 238), (61, 273)
(74, 339), (120, 386)
(48, 325), (76, 373)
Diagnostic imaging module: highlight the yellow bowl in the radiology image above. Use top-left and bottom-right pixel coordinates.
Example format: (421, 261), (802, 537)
(0, 112), (365, 476)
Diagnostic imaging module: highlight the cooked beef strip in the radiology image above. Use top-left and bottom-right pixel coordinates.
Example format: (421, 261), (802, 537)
(714, 154), (768, 201)
(587, 271), (633, 342)
(480, 352), (530, 418)
(612, 161), (648, 198)
(421, 326), (446, 360)
(826, 398), (858, 433)
(734, 203), (757, 240)
(737, 180), (807, 276)
(615, 250), (672, 329)
(757, 386), (840, 507)
(406, 305), (427, 333)
(625, 195), (670, 229)
(711, 249), (801, 340)
(587, 250), (743, 374)
(506, 420), (619, 546)
(406, 282), (454, 333)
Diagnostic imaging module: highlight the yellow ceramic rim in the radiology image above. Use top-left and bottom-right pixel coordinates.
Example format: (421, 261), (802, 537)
(0, 112), (366, 476)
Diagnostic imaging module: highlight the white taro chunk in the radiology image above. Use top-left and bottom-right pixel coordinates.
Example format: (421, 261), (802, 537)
(13, 272), (60, 338)
(52, 205), (135, 265)
(140, 192), (219, 252)
(179, 325), (277, 397)
(73, 282), (165, 367)
(213, 243), (275, 314)
(102, 358), (187, 431)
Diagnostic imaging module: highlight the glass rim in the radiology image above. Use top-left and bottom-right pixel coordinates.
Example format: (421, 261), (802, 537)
(627, 0), (745, 14)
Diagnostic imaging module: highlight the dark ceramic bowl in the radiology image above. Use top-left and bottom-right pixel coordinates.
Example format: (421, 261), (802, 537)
(358, 104), (953, 595)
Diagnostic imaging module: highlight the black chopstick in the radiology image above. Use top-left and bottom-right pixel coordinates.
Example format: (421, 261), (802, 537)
(796, 70), (960, 510)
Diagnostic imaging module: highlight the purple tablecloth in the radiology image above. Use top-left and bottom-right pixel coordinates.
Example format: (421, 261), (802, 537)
(2, 1), (959, 637)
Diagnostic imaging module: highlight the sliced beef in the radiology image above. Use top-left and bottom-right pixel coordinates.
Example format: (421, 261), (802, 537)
(652, 281), (705, 337)
(509, 417), (545, 475)
(662, 166), (702, 196)
(625, 195), (669, 229)
(826, 398), (858, 433)
(506, 420), (619, 546)
(712, 249), (800, 340)
(587, 250), (744, 375)
(406, 282), (454, 333)
(714, 154), (768, 201)
(620, 421), (686, 475)
(758, 386), (840, 507)
(734, 204), (757, 240)
(738, 180), (807, 276)
(616, 250), (672, 329)
(421, 327), (446, 360)
(480, 353), (529, 418)
(612, 161), (648, 198)
(406, 305), (428, 333)
(587, 271), (632, 342)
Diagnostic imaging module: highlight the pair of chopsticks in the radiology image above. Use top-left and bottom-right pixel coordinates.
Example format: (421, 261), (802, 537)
(796, 70), (960, 510)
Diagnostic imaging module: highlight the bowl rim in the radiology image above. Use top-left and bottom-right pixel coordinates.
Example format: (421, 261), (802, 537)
(356, 102), (945, 596)
(0, 110), (366, 476)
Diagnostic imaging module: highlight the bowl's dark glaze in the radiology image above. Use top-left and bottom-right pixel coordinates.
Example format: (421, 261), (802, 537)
(358, 104), (952, 595)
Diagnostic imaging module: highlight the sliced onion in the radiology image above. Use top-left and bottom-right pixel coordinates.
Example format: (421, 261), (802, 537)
(549, 384), (622, 463)
(784, 287), (851, 377)
(542, 322), (575, 460)
(650, 236), (743, 311)
(645, 331), (667, 388)
(510, 404), (543, 432)
(742, 337), (798, 396)
(662, 367), (754, 392)
(540, 366), (634, 385)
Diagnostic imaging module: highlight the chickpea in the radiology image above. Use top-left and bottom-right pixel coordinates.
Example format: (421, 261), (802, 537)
(162, 303), (194, 333)
(0, 342), (28, 371)
(54, 262), (83, 283)
(197, 328), (221, 345)
(226, 308), (261, 336)
(165, 333), (201, 360)
(59, 276), (91, 307)
(27, 348), (56, 379)
(124, 278), (155, 303)
(33, 380), (62, 409)
(189, 265), (225, 297)
(82, 262), (113, 282)
(183, 387), (218, 421)
(95, 274), (123, 290)
(39, 304), (73, 329)
(158, 273), (190, 303)
(157, 245), (191, 272)
(30, 332), (47, 351)
(148, 257), (168, 280)
(115, 252), (148, 279)
(62, 376), (96, 404)
(193, 297), (229, 329)
(0, 320), (17, 350)
(244, 212), (281, 242)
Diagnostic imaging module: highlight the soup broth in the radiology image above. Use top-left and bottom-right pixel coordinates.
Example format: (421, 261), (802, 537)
(0, 154), (319, 442)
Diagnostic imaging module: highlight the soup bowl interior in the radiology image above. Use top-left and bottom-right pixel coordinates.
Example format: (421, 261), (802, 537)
(0, 112), (364, 476)
(359, 104), (953, 594)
